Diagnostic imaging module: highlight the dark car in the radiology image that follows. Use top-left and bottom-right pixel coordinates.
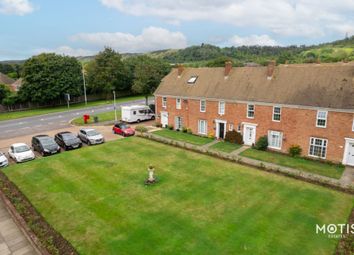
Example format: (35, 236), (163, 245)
(54, 131), (82, 150)
(112, 122), (135, 137)
(32, 135), (61, 156)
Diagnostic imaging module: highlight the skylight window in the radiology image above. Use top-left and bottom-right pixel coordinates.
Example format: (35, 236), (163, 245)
(187, 75), (198, 84)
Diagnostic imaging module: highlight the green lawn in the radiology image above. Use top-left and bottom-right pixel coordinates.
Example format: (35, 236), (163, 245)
(153, 129), (214, 145)
(3, 137), (353, 254)
(210, 141), (242, 153)
(71, 111), (121, 125)
(240, 148), (345, 179)
(0, 95), (144, 122)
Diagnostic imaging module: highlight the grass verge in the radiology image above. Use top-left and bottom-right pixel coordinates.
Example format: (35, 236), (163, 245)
(153, 129), (213, 146)
(210, 141), (242, 153)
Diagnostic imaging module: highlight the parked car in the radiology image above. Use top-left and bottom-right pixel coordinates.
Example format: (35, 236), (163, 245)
(78, 128), (105, 145)
(121, 105), (155, 123)
(32, 135), (61, 156)
(0, 152), (9, 167)
(8, 143), (35, 163)
(112, 122), (135, 137)
(54, 131), (82, 150)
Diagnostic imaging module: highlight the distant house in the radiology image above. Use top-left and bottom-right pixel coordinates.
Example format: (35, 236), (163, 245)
(10, 78), (22, 92)
(0, 72), (22, 92)
(154, 61), (354, 165)
(0, 72), (15, 86)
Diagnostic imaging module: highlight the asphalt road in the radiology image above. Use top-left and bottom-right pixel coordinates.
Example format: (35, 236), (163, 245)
(0, 98), (151, 140)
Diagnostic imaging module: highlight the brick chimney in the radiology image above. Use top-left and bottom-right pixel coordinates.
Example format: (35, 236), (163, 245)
(224, 61), (232, 77)
(267, 60), (276, 79)
(177, 64), (184, 78)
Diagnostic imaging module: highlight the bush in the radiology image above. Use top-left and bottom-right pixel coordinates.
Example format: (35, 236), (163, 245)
(254, 136), (268, 150)
(135, 125), (148, 134)
(154, 122), (162, 128)
(225, 130), (243, 144)
(187, 128), (192, 134)
(207, 132), (215, 139)
(182, 127), (188, 133)
(288, 145), (302, 157)
(168, 125), (174, 130)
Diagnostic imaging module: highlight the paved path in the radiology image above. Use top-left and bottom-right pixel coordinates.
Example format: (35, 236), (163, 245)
(230, 145), (249, 155)
(340, 166), (354, 186)
(0, 98), (152, 140)
(200, 140), (219, 149)
(0, 199), (38, 255)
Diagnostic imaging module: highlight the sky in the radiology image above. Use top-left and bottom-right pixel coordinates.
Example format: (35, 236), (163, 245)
(0, 0), (353, 60)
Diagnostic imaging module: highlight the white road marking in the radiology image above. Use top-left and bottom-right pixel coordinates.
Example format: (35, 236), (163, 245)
(40, 118), (44, 121)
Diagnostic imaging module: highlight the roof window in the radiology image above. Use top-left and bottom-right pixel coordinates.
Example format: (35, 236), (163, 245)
(187, 75), (198, 84)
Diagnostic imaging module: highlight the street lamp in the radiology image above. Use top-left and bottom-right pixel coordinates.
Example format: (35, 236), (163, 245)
(113, 90), (117, 123)
(81, 64), (87, 106)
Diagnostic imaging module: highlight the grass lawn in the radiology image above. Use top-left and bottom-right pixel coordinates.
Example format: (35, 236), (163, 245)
(3, 137), (353, 255)
(71, 111), (121, 125)
(240, 148), (345, 179)
(0, 95), (144, 122)
(210, 141), (242, 153)
(153, 129), (214, 146)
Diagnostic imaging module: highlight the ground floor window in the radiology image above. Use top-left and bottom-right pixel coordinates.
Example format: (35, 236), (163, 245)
(268, 131), (283, 149)
(198, 120), (207, 135)
(309, 137), (327, 159)
(175, 116), (183, 130)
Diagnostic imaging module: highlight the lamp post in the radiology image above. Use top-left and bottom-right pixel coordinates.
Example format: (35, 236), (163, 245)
(82, 64), (87, 106)
(113, 90), (117, 123)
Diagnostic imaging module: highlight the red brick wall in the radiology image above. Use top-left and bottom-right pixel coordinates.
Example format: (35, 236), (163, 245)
(155, 96), (354, 163)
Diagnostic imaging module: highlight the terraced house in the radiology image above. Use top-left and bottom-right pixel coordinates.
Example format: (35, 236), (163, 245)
(154, 61), (354, 165)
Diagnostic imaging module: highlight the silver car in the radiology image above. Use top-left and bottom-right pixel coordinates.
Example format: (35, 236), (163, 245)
(0, 152), (8, 167)
(78, 128), (105, 145)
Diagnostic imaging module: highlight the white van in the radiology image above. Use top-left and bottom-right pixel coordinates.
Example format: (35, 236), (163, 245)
(121, 105), (155, 123)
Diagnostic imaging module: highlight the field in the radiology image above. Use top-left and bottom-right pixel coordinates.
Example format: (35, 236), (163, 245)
(3, 137), (353, 254)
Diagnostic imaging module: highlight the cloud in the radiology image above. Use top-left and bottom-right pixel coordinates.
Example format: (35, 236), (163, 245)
(35, 46), (97, 57)
(70, 26), (187, 52)
(0, 0), (34, 15)
(228, 34), (279, 46)
(99, 0), (354, 38)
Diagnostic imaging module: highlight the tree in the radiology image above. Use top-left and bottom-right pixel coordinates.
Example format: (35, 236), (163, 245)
(132, 56), (170, 105)
(86, 47), (129, 95)
(19, 53), (83, 104)
(0, 84), (11, 103)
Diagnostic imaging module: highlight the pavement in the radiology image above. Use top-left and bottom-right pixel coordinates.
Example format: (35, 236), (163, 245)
(0, 98), (150, 140)
(340, 166), (354, 186)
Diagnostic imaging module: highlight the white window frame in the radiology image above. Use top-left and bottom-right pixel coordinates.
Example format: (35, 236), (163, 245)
(175, 116), (183, 130)
(308, 137), (328, 159)
(247, 104), (255, 119)
(176, 98), (181, 109)
(198, 120), (207, 135)
(200, 100), (206, 112)
(268, 130), (283, 150)
(162, 97), (167, 108)
(218, 101), (225, 115)
(272, 106), (281, 122)
(352, 119), (354, 132)
(229, 124), (234, 131)
(316, 110), (327, 128)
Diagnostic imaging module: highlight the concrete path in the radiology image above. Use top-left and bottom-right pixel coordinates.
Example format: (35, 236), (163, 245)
(340, 166), (354, 186)
(230, 145), (249, 155)
(200, 140), (219, 149)
(0, 199), (38, 255)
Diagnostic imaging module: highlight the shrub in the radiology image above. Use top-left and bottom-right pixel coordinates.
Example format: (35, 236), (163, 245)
(255, 136), (268, 150)
(288, 145), (302, 157)
(207, 132), (215, 139)
(187, 128), (192, 134)
(154, 122), (162, 128)
(135, 125), (148, 134)
(182, 127), (188, 133)
(225, 130), (243, 144)
(168, 125), (174, 130)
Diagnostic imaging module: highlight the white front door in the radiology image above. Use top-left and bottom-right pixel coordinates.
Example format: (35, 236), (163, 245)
(161, 112), (168, 127)
(243, 125), (256, 146)
(345, 141), (354, 166)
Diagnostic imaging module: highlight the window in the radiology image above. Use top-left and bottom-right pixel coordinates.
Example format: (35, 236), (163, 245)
(272, 106), (281, 122)
(162, 97), (167, 108)
(200, 100), (206, 112)
(187, 75), (198, 84)
(268, 131), (283, 149)
(352, 119), (354, 132)
(198, 120), (207, 135)
(247, 104), (255, 118)
(176, 98), (181, 109)
(237, 124), (241, 132)
(218, 101), (225, 115)
(175, 116), (183, 130)
(309, 137), (328, 159)
(229, 124), (234, 131)
(316, 110), (327, 128)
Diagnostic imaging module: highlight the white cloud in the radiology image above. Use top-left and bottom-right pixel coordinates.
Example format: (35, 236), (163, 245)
(70, 26), (187, 52)
(228, 34), (279, 46)
(35, 46), (97, 57)
(0, 0), (34, 15)
(99, 0), (354, 38)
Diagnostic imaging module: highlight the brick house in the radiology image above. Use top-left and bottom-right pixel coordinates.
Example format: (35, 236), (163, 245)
(154, 61), (354, 165)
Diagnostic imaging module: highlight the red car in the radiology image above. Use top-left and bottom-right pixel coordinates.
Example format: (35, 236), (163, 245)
(112, 122), (135, 137)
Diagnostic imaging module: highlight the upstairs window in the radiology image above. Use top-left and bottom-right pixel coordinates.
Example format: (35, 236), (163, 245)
(352, 119), (354, 132)
(162, 97), (167, 108)
(200, 100), (206, 112)
(187, 75), (198, 84)
(218, 101), (225, 115)
(273, 106), (281, 122)
(176, 98), (181, 109)
(247, 104), (255, 118)
(316, 110), (327, 128)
